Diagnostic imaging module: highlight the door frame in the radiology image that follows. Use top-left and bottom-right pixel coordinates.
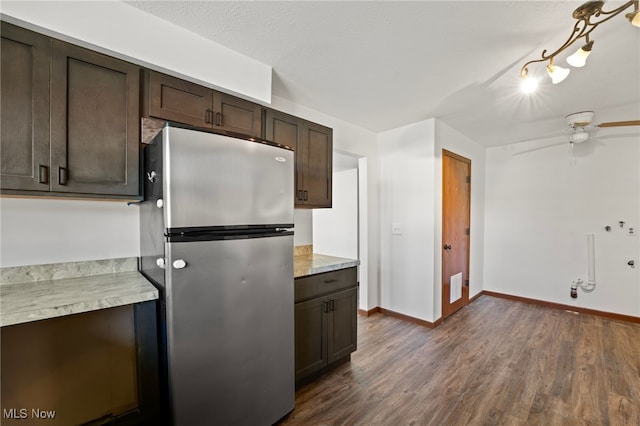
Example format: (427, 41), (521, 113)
(441, 149), (471, 319)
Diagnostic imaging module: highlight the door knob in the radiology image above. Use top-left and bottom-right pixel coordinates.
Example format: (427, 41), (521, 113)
(443, 244), (452, 250)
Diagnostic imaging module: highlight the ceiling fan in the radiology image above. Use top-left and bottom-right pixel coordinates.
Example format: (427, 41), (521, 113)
(563, 111), (640, 144)
(513, 111), (640, 155)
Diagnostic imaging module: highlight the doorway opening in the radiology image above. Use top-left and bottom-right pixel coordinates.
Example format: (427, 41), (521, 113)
(313, 151), (368, 312)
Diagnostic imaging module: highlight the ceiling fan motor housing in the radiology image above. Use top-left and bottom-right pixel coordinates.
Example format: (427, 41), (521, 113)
(566, 111), (595, 128)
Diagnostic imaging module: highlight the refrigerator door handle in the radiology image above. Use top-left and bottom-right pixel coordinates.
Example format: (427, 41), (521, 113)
(172, 259), (188, 269)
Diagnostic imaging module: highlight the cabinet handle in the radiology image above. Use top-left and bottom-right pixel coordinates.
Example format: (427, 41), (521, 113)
(303, 190), (308, 201)
(58, 167), (68, 185)
(329, 299), (335, 311)
(324, 279), (337, 284)
(38, 164), (49, 184)
(205, 109), (211, 124)
(215, 112), (223, 126)
(297, 190), (304, 200)
(322, 301), (329, 313)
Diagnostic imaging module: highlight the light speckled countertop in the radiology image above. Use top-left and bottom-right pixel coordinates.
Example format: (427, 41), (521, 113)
(294, 253), (359, 278)
(1, 254), (353, 326)
(0, 259), (158, 327)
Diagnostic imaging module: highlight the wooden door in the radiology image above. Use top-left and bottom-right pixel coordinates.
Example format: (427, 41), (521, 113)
(299, 122), (332, 208)
(146, 70), (213, 128)
(442, 150), (471, 318)
(214, 91), (262, 137)
(327, 287), (357, 363)
(294, 297), (328, 382)
(50, 40), (140, 196)
(0, 23), (51, 191)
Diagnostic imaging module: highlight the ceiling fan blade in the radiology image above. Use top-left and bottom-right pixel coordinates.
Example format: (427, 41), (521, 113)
(512, 140), (567, 156)
(515, 133), (566, 145)
(596, 120), (640, 128)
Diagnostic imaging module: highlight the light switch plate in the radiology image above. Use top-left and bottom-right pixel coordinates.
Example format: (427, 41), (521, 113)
(392, 223), (402, 235)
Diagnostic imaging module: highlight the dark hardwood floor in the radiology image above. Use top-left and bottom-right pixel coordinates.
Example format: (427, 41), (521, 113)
(280, 295), (640, 425)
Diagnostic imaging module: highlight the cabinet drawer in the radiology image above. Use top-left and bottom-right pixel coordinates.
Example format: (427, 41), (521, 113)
(295, 267), (356, 303)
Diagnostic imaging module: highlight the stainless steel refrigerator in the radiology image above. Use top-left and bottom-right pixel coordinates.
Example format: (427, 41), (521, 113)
(139, 124), (295, 425)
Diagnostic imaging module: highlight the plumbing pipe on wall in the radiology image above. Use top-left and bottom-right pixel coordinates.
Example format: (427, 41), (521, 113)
(587, 233), (596, 286)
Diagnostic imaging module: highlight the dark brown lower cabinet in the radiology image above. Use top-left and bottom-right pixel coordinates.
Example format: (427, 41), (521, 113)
(294, 267), (357, 384)
(295, 296), (328, 380)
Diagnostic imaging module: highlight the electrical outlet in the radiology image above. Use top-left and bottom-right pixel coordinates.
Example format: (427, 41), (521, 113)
(628, 226), (636, 236)
(392, 223), (402, 235)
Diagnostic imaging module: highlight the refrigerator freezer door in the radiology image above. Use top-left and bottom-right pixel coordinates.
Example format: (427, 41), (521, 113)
(164, 235), (294, 425)
(163, 127), (294, 229)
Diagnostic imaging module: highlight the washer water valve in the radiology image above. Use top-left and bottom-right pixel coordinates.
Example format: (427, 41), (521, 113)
(570, 279), (580, 299)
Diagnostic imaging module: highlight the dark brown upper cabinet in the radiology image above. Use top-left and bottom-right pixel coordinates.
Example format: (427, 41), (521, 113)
(0, 23), (141, 199)
(50, 40), (140, 197)
(265, 109), (332, 208)
(1, 23), (51, 192)
(144, 70), (262, 138)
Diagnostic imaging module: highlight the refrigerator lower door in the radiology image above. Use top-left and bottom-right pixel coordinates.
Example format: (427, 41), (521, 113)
(164, 234), (294, 426)
(162, 126), (294, 229)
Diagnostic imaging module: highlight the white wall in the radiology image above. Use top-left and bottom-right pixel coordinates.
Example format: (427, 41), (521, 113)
(484, 132), (640, 316)
(0, 198), (139, 267)
(313, 167), (359, 259)
(0, 1), (271, 103)
(378, 119), (437, 321)
(434, 120), (486, 319)
(378, 119), (486, 322)
(293, 209), (313, 246)
(270, 95), (380, 311)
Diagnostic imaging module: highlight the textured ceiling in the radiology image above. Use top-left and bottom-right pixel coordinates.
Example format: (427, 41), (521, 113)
(125, 1), (640, 147)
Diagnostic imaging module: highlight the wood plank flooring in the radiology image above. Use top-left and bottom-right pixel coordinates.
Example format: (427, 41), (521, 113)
(279, 295), (640, 425)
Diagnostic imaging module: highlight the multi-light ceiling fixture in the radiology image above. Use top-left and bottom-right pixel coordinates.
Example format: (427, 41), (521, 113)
(520, 0), (640, 93)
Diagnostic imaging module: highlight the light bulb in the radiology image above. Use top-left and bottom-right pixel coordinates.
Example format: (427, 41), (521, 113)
(567, 41), (593, 67)
(567, 46), (592, 67)
(521, 75), (538, 93)
(626, 10), (640, 27)
(547, 64), (570, 84)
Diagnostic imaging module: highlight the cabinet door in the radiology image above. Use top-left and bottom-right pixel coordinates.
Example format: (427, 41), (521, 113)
(300, 122), (333, 208)
(0, 23), (50, 191)
(50, 41), (140, 196)
(264, 109), (300, 151)
(264, 109), (302, 199)
(213, 91), (262, 137)
(327, 287), (357, 363)
(294, 296), (328, 382)
(146, 70), (213, 128)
